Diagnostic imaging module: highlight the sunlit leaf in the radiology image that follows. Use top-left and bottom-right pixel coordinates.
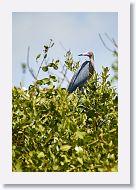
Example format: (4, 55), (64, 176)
(77, 157), (83, 165)
(37, 151), (45, 158)
(42, 66), (48, 72)
(60, 145), (71, 151)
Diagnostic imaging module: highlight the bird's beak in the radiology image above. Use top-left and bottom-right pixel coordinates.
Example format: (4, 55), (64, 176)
(78, 52), (89, 56)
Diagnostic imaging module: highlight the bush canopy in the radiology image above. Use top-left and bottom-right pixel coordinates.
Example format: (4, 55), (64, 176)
(13, 42), (118, 172)
(12, 68), (118, 172)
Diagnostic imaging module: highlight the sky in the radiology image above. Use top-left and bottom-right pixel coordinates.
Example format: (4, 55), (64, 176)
(12, 12), (118, 88)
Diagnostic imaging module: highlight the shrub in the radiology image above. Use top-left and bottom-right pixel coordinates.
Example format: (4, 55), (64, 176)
(12, 66), (118, 172)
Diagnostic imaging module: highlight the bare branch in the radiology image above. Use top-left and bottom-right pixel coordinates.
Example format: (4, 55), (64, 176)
(99, 33), (113, 52)
(105, 33), (118, 48)
(59, 41), (67, 52)
(36, 54), (47, 80)
(112, 38), (118, 48)
(59, 68), (69, 86)
(57, 62), (70, 85)
(27, 46), (37, 80)
(105, 33), (114, 44)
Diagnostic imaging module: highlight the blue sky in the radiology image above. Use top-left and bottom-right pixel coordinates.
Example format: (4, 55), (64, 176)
(12, 12), (118, 88)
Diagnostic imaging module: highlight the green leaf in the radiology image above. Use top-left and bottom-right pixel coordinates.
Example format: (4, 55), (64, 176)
(53, 65), (58, 70)
(109, 128), (116, 133)
(77, 157), (83, 165)
(75, 131), (86, 139)
(36, 54), (41, 60)
(15, 161), (22, 172)
(48, 62), (58, 70)
(44, 54), (47, 59)
(75, 146), (83, 154)
(51, 43), (54, 47)
(109, 140), (113, 147)
(42, 66), (48, 72)
(60, 145), (71, 151)
(61, 155), (70, 163)
(37, 151), (45, 158)
(40, 78), (51, 85)
(44, 45), (49, 53)
(55, 60), (59, 63)
(50, 75), (56, 80)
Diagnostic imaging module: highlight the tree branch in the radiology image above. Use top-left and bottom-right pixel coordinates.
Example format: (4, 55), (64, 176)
(99, 33), (114, 52)
(36, 54), (47, 80)
(27, 46), (37, 80)
(105, 33), (118, 48)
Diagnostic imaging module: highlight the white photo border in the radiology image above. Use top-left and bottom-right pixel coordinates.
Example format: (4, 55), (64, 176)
(0, 0), (130, 184)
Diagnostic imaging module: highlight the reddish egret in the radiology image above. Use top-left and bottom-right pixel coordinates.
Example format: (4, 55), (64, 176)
(68, 51), (95, 93)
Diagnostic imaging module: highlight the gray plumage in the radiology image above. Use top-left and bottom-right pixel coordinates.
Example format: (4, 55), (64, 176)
(68, 51), (95, 93)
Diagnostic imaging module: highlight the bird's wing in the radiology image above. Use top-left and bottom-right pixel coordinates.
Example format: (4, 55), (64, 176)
(67, 72), (78, 92)
(68, 61), (90, 92)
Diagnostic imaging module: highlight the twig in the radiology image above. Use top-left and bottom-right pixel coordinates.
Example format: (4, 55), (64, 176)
(112, 38), (118, 48)
(59, 67), (69, 86)
(105, 33), (118, 48)
(36, 40), (54, 80)
(27, 46), (37, 80)
(59, 41), (67, 52)
(36, 54), (47, 80)
(99, 33), (113, 52)
(60, 62), (70, 83)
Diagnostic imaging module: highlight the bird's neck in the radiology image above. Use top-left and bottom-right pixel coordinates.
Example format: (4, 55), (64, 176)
(90, 58), (94, 65)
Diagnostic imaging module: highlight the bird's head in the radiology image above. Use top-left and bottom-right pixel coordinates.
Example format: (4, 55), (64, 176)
(78, 51), (94, 62)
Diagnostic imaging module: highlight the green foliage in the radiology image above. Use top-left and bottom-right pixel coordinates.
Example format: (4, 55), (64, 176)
(111, 51), (118, 83)
(65, 50), (80, 72)
(14, 42), (118, 172)
(44, 59), (59, 71)
(12, 66), (118, 172)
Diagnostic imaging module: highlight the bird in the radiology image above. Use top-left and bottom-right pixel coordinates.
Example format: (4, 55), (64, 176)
(68, 51), (95, 93)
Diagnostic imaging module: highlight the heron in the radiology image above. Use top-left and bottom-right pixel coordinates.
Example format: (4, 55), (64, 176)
(68, 51), (95, 93)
